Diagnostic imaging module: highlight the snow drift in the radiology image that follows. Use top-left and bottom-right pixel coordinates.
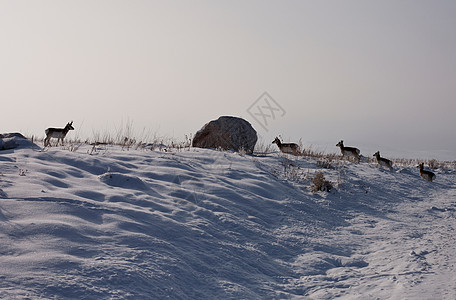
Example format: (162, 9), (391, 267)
(0, 143), (455, 299)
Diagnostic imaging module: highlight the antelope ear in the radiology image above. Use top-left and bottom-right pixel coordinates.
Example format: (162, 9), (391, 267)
(70, 121), (73, 125)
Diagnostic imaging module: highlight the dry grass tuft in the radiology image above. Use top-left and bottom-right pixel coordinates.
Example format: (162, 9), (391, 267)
(311, 171), (332, 193)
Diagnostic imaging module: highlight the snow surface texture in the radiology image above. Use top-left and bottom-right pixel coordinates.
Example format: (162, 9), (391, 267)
(0, 144), (455, 299)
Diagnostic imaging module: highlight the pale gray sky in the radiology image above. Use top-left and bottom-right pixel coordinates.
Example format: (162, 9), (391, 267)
(1, 1), (455, 159)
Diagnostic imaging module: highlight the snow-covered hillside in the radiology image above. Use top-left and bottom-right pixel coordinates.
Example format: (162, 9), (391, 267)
(1, 142), (455, 299)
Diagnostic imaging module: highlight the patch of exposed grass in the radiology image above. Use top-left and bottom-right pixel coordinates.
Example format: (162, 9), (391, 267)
(311, 171), (333, 193)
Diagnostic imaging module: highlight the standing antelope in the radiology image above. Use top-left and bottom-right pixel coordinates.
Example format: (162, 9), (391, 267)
(417, 163), (436, 182)
(373, 151), (393, 171)
(44, 121), (74, 147)
(272, 137), (300, 156)
(336, 140), (361, 162)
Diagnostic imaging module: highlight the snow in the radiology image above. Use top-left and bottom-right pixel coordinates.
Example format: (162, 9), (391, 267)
(0, 141), (455, 299)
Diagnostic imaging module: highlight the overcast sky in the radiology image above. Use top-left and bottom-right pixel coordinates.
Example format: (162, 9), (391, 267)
(1, 1), (455, 160)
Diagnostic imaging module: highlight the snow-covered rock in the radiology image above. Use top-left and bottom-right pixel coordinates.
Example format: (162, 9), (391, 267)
(0, 133), (39, 151)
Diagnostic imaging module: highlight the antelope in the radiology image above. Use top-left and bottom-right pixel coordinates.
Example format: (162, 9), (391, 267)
(44, 121), (74, 147)
(373, 151), (393, 171)
(272, 137), (300, 155)
(336, 140), (361, 162)
(417, 163), (436, 182)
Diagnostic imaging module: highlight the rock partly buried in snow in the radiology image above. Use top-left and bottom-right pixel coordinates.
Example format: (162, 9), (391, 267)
(0, 133), (39, 151)
(99, 172), (148, 190)
(192, 116), (257, 154)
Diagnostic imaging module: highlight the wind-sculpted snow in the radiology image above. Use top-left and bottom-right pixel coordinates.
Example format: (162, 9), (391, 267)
(0, 145), (455, 299)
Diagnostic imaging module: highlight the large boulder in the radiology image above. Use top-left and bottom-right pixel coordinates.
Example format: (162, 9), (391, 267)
(192, 116), (257, 154)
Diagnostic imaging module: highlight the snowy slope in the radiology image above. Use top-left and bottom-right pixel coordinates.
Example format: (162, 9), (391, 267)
(0, 143), (455, 299)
